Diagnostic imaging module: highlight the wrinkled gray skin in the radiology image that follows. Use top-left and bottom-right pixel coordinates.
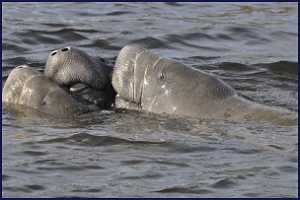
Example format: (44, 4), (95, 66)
(112, 44), (297, 125)
(2, 65), (96, 117)
(45, 46), (110, 89)
(45, 46), (115, 108)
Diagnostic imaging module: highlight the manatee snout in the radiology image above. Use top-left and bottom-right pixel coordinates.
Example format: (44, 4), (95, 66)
(45, 46), (116, 108)
(45, 46), (111, 90)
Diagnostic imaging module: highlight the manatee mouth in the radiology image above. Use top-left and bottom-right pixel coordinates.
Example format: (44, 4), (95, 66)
(68, 83), (114, 109)
(45, 46), (110, 91)
(69, 83), (89, 93)
(69, 83), (98, 105)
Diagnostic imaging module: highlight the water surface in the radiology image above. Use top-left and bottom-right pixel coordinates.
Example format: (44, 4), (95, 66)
(2, 2), (298, 197)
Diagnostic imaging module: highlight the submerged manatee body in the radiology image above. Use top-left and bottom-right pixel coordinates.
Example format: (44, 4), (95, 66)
(112, 44), (297, 125)
(2, 65), (94, 117)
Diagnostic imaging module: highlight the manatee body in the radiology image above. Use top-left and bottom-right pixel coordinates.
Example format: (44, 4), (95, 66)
(44, 46), (115, 108)
(112, 44), (297, 125)
(2, 65), (94, 117)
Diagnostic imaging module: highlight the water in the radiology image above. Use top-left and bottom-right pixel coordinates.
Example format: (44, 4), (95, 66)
(2, 2), (298, 197)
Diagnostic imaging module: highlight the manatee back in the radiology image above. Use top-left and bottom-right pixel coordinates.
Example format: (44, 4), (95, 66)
(3, 66), (90, 117)
(137, 54), (237, 117)
(3, 66), (40, 105)
(20, 75), (87, 115)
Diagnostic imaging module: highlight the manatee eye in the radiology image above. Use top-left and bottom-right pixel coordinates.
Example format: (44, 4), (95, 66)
(61, 47), (70, 52)
(51, 51), (57, 56)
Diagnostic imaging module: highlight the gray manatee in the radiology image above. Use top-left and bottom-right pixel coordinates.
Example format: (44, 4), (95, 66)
(2, 65), (96, 117)
(45, 46), (115, 108)
(112, 44), (297, 125)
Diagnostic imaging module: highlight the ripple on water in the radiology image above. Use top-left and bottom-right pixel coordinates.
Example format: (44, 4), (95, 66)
(37, 133), (167, 146)
(3, 184), (45, 193)
(17, 28), (88, 45)
(82, 39), (121, 50)
(3, 42), (28, 52)
(210, 177), (238, 189)
(36, 165), (104, 172)
(155, 186), (214, 195)
(19, 150), (49, 156)
(105, 11), (135, 16)
(4, 56), (31, 66)
(2, 174), (10, 181)
(71, 188), (102, 193)
(120, 159), (146, 166)
(258, 61), (298, 75)
(224, 147), (265, 155)
(163, 33), (228, 51)
(131, 37), (173, 49)
(276, 165), (298, 173)
(164, 2), (184, 7)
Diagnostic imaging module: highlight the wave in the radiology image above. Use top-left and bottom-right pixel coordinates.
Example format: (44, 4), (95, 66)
(257, 61), (298, 75)
(37, 133), (165, 146)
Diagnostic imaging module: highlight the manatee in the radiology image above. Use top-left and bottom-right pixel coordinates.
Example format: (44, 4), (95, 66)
(44, 46), (115, 108)
(42, 44), (297, 125)
(111, 44), (297, 125)
(2, 65), (96, 117)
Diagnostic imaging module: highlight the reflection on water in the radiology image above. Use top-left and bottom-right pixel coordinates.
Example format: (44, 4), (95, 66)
(2, 2), (298, 198)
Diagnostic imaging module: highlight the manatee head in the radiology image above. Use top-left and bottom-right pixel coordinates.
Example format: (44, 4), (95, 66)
(112, 44), (236, 117)
(3, 65), (92, 117)
(45, 46), (111, 90)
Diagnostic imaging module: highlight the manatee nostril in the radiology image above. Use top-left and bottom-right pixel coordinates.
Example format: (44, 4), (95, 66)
(61, 47), (70, 52)
(51, 51), (57, 56)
